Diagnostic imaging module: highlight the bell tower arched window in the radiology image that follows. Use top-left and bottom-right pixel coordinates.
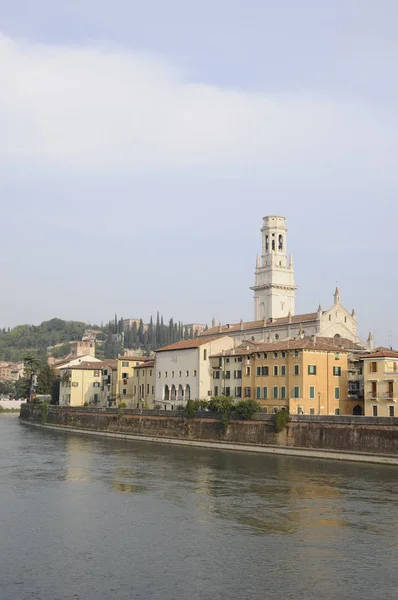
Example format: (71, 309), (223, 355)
(265, 235), (269, 251)
(278, 235), (283, 250)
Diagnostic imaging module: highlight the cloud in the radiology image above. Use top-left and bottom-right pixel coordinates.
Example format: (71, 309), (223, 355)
(0, 33), (396, 173)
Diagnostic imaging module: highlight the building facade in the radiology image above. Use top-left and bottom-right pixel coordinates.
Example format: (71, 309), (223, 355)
(131, 361), (156, 408)
(116, 355), (152, 404)
(155, 336), (236, 409)
(362, 348), (398, 417)
(59, 362), (104, 406)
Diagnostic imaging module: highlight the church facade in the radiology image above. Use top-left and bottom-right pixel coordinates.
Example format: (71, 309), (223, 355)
(201, 215), (370, 349)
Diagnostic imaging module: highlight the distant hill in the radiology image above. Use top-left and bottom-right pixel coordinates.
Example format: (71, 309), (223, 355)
(0, 318), (98, 362)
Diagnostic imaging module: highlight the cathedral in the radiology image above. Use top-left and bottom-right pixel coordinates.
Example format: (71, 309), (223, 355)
(202, 215), (371, 349)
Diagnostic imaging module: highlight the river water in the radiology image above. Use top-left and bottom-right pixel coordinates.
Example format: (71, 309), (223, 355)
(1, 416), (397, 600)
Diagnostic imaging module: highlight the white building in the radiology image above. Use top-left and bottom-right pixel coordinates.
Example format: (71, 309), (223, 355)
(251, 215), (296, 321)
(201, 215), (367, 348)
(154, 336), (236, 409)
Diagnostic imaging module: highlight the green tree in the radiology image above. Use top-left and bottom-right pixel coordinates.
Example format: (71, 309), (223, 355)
(36, 364), (57, 395)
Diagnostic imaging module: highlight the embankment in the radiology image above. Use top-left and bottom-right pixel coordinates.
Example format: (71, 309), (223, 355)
(19, 405), (398, 464)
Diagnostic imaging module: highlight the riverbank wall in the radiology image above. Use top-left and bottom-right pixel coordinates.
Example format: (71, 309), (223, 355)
(19, 404), (398, 462)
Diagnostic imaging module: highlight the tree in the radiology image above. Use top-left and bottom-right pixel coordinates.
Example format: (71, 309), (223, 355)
(36, 364), (57, 395)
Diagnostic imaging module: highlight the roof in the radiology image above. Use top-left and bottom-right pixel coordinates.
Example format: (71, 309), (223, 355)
(201, 312), (319, 336)
(211, 336), (351, 357)
(361, 348), (398, 359)
(66, 362), (106, 371)
(155, 335), (227, 353)
(134, 360), (155, 368)
(118, 355), (152, 362)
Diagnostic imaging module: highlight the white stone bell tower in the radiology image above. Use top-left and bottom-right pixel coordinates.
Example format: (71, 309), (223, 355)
(251, 216), (296, 321)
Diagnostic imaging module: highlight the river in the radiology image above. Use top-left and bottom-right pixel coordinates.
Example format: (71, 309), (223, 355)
(1, 416), (397, 600)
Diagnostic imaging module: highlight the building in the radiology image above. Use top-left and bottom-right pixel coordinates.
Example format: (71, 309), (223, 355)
(155, 336), (236, 409)
(131, 360), (156, 408)
(201, 215), (366, 347)
(212, 337), (352, 415)
(116, 355), (152, 403)
(0, 361), (24, 382)
(362, 348), (398, 417)
(70, 339), (96, 358)
(59, 362), (105, 406)
(101, 360), (118, 407)
(251, 215), (296, 321)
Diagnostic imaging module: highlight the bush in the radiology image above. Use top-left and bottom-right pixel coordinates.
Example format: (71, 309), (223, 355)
(176, 404), (185, 410)
(83, 401), (89, 407)
(274, 409), (291, 432)
(185, 399), (196, 417)
(118, 402), (127, 409)
(235, 399), (259, 420)
(154, 404), (161, 410)
(40, 402), (48, 424)
(208, 396), (235, 414)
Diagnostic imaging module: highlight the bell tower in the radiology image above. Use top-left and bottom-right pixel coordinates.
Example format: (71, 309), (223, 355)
(251, 216), (296, 321)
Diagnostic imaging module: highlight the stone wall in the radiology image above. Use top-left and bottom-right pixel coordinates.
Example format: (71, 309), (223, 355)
(20, 405), (398, 456)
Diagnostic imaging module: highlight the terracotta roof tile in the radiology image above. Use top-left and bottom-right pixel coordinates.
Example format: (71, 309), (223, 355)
(361, 348), (398, 359)
(201, 312), (319, 336)
(211, 336), (351, 357)
(155, 335), (227, 353)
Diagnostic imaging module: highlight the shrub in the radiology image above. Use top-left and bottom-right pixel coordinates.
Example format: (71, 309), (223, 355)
(274, 409), (291, 432)
(208, 396), (235, 414)
(176, 404), (185, 410)
(198, 399), (209, 410)
(154, 404), (161, 410)
(84, 401), (89, 407)
(235, 399), (259, 420)
(40, 402), (48, 424)
(118, 402), (127, 409)
(185, 399), (196, 417)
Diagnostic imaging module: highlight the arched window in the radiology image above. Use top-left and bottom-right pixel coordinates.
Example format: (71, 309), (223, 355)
(265, 235), (269, 250)
(178, 385), (184, 401)
(164, 385), (170, 401)
(278, 234), (283, 250)
(171, 385), (176, 401)
(185, 385), (191, 401)
(272, 239), (275, 250)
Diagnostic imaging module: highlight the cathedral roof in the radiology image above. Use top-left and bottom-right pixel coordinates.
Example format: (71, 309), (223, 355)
(201, 312), (319, 336)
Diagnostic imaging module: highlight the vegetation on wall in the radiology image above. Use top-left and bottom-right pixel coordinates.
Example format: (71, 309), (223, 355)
(274, 410), (291, 432)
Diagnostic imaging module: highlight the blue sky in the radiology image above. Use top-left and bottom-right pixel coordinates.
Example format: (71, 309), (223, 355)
(0, 1), (396, 347)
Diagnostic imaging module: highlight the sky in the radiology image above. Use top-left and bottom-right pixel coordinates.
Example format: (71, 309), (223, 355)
(0, 0), (397, 347)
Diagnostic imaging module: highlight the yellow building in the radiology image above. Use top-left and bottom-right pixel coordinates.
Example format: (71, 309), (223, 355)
(130, 360), (156, 408)
(213, 337), (350, 415)
(59, 362), (104, 406)
(362, 348), (398, 417)
(116, 355), (153, 405)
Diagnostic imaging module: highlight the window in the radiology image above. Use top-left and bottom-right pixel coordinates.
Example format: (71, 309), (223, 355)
(389, 406), (395, 417)
(263, 407), (268, 414)
(335, 408), (340, 415)
(186, 371), (189, 377)
(294, 386), (300, 398)
(309, 386), (315, 399)
(273, 407), (279, 414)
(372, 405), (378, 417)
(133, 385), (137, 394)
(245, 387), (251, 398)
(246, 367), (251, 376)
(334, 387), (340, 400)
(294, 350), (299, 357)
(256, 387), (261, 399)
(152, 386), (154, 394)
(226, 358), (230, 364)
(93, 382), (100, 388)
(224, 387), (230, 396)
(308, 365), (316, 375)
(179, 371), (182, 377)
(171, 371), (174, 378)
(164, 372), (168, 378)
(370, 362), (377, 373)
(281, 386), (286, 399)
(213, 371), (220, 379)
(225, 371), (231, 379)
(72, 382), (78, 387)
(236, 387), (242, 398)
(234, 370), (242, 379)
(193, 370), (197, 376)
(122, 361), (129, 367)
(294, 365), (300, 376)
(263, 387), (268, 399)
(273, 386), (278, 399)
(274, 352), (278, 358)
(142, 370), (145, 376)
(136, 370), (139, 377)
(263, 353), (268, 359)
(310, 408), (315, 415)
(281, 365), (286, 376)
(256, 366), (261, 376)
(281, 351), (286, 358)
(273, 366), (278, 376)
(94, 370), (100, 377)
(146, 384), (149, 394)
(122, 389), (127, 396)
(158, 372), (161, 378)
(333, 366), (341, 376)
(122, 372), (128, 379)
(262, 366), (269, 376)
(335, 353), (340, 360)
(103, 370), (108, 376)
(150, 370), (152, 376)
(204, 350), (207, 360)
(214, 386), (219, 396)
(371, 381), (377, 397)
